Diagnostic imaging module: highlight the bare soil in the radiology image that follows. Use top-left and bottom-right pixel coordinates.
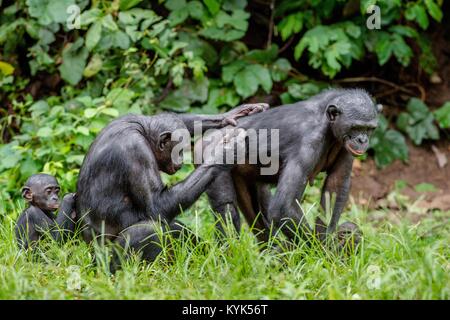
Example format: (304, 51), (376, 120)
(351, 141), (450, 211)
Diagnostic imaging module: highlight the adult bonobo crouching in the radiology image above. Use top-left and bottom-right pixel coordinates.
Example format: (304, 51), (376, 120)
(76, 103), (268, 267)
(195, 89), (381, 245)
(15, 174), (76, 249)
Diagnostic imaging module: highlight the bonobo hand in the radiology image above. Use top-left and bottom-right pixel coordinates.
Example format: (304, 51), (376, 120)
(203, 128), (247, 168)
(222, 103), (269, 126)
(61, 193), (77, 219)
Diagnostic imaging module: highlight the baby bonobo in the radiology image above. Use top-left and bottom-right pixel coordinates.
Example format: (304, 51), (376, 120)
(15, 174), (77, 249)
(195, 88), (381, 250)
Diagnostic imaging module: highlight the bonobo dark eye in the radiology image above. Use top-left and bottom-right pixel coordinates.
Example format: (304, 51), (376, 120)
(45, 188), (52, 196)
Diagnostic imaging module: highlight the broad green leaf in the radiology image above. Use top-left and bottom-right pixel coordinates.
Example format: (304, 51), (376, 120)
(271, 58), (291, 82)
(83, 54), (103, 78)
(371, 118), (409, 168)
(119, 0), (143, 10)
(222, 60), (247, 83)
(37, 127), (53, 138)
(165, 0), (186, 10)
(434, 102), (450, 128)
(234, 64), (272, 98)
(86, 22), (102, 50)
(203, 0), (220, 15)
(84, 108), (98, 118)
(101, 108), (120, 118)
(30, 100), (50, 117)
(287, 83), (321, 100)
(76, 126), (90, 136)
(405, 3), (429, 29)
(59, 38), (89, 85)
(26, 0), (75, 25)
(168, 8), (189, 26)
(407, 98), (428, 120)
(0, 61), (14, 75)
(106, 88), (135, 108)
(414, 183), (437, 193)
(425, 0), (443, 22)
(102, 14), (118, 31)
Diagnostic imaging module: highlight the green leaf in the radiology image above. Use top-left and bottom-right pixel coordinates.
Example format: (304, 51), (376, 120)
(30, 100), (50, 117)
(287, 83), (321, 100)
(37, 127), (53, 138)
(119, 0), (143, 10)
(391, 34), (413, 67)
(0, 61), (14, 75)
(222, 60), (247, 83)
(203, 0), (220, 15)
(434, 102), (450, 129)
(102, 14), (118, 31)
(165, 0), (186, 10)
(26, 0), (75, 25)
(425, 0), (443, 22)
(234, 64), (272, 98)
(101, 108), (120, 118)
(405, 3), (429, 29)
(168, 8), (189, 26)
(84, 108), (98, 118)
(83, 54), (103, 78)
(86, 22), (102, 51)
(106, 88), (135, 108)
(271, 58), (291, 82)
(76, 126), (90, 136)
(371, 117), (409, 168)
(414, 183), (437, 193)
(59, 38), (89, 85)
(407, 98), (428, 120)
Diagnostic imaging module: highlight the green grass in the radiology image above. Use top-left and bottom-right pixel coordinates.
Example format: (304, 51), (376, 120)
(0, 194), (449, 300)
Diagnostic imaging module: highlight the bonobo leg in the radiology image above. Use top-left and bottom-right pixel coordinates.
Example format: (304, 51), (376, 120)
(234, 176), (271, 242)
(110, 220), (194, 272)
(267, 160), (312, 242)
(316, 151), (353, 239)
(205, 171), (241, 236)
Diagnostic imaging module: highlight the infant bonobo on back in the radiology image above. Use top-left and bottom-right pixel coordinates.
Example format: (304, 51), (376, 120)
(15, 174), (77, 249)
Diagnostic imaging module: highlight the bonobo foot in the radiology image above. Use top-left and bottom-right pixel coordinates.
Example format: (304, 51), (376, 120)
(314, 218), (362, 254)
(336, 221), (362, 254)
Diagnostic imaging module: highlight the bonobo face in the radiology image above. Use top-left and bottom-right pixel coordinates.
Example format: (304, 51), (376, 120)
(156, 136), (183, 175)
(22, 174), (60, 211)
(326, 91), (381, 157)
(150, 114), (188, 175)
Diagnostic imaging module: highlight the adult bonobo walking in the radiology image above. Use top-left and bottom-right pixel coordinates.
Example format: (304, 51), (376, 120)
(76, 103), (268, 267)
(195, 89), (381, 245)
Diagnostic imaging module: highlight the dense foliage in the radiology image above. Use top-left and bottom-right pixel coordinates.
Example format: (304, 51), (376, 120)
(0, 0), (449, 207)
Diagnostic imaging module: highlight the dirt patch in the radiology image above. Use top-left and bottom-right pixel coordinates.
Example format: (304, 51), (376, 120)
(351, 140), (450, 211)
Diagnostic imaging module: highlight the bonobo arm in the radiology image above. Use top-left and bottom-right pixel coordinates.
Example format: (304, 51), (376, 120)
(55, 193), (77, 237)
(319, 150), (353, 234)
(178, 103), (269, 135)
(267, 159), (312, 240)
(131, 159), (225, 223)
(15, 205), (72, 249)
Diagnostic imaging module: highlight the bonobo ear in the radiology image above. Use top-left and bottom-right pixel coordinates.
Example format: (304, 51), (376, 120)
(158, 131), (172, 151)
(376, 104), (383, 113)
(326, 105), (341, 122)
(22, 187), (33, 202)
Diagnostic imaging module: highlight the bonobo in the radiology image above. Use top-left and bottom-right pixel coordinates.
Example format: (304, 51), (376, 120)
(15, 174), (77, 249)
(75, 103), (268, 267)
(195, 89), (381, 243)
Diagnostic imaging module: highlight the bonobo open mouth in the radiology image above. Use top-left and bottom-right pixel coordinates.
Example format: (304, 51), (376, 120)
(345, 142), (366, 157)
(48, 203), (59, 210)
